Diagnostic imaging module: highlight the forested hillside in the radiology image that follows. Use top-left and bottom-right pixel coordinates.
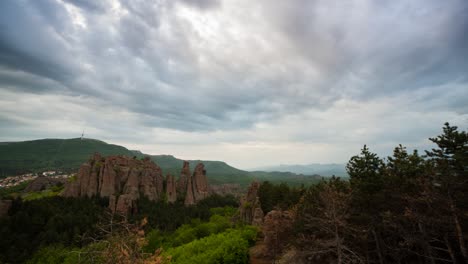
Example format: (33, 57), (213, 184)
(0, 139), (322, 186)
(0, 138), (135, 176)
(251, 123), (468, 263)
(0, 122), (466, 263)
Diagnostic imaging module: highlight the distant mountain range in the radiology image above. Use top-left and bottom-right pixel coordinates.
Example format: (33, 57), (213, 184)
(0, 138), (323, 186)
(252, 163), (348, 177)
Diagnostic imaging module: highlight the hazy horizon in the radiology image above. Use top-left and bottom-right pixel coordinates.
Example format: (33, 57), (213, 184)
(1, 0), (467, 169)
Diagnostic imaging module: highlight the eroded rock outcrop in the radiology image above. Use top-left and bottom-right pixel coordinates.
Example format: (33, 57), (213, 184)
(62, 154), (211, 213)
(262, 210), (295, 258)
(166, 174), (177, 203)
(184, 163), (210, 206)
(62, 154), (164, 213)
(239, 181), (264, 226)
(192, 163), (209, 201)
(177, 161), (190, 194)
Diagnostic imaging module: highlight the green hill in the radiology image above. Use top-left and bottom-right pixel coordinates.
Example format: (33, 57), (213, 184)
(149, 155), (252, 185)
(0, 138), (322, 186)
(0, 138), (135, 176)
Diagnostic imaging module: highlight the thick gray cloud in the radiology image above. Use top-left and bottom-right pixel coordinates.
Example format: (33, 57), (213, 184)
(0, 0), (467, 168)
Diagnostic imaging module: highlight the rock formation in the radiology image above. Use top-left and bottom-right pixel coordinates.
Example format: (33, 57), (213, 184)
(166, 174), (177, 203)
(62, 154), (164, 213)
(176, 161), (190, 194)
(262, 210), (295, 257)
(192, 163), (209, 201)
(184, 163), (210, 206)
(239, 181), (264, 226)
(184, 173), (195, 205)
(62, 154), (212, 213)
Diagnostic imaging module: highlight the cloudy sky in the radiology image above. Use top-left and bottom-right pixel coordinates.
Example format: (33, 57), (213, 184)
(0, 0), (467, 169)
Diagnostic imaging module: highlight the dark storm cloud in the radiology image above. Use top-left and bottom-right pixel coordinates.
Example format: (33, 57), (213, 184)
(178, 0), (221, 10)
(0, 0), (467, 137)
(261, 0), (468, 102)
(62, 0), (107, 12)
(0, 0), (80, 89)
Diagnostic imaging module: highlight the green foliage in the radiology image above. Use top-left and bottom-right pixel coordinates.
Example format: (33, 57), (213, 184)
(26, 245), (81, 264)
(0, 138), (136, 176)
(0, 196), (107, 263)
(347, 145), (385, 193)
(164, 226), (257, 264)
(22, 185), (64, 201)
(250, 171), (322, 187)
(258, 181), (304, 213)
(143, 207), (235, 253)
(426, 122), (468, 191)
(0, 180), (30, 199)
(293, 123), (468, 263)
(0, 138), (322, 187)
(135, 194), (238, 231)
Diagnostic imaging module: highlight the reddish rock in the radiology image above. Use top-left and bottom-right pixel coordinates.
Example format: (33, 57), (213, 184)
(166, 174), (177, 203)
(252, 200), (264, 226)
(78, 163), (92, 197)
(99, 159), (118, 197)
(239, 181), (264, 225)
(62, 180), (80, 197)
(63, 154), (211, 212)
(184, 174), (196, 206)
(62, 154), (164, 213)
(123, 168), (140, 199)
(109, 194), (137, 215)
(177, 161), (190, 194)
(140, 167), (164, 201)
(262, 210), (295, 257)
(184, 162), (210, 206)
(192, 163), (209, 201)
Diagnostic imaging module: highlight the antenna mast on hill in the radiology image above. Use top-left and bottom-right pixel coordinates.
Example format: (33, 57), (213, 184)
(81, 130), (84, 140)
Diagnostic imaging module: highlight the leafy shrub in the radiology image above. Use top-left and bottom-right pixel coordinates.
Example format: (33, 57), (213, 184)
(164, 226), (257, 264)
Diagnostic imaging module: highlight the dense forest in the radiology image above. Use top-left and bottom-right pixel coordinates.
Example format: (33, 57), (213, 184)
(254, 123), (468, 263)
(0, 123), (466, 263)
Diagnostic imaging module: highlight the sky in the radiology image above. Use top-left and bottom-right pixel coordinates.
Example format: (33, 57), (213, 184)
(0, 0), (467, 169)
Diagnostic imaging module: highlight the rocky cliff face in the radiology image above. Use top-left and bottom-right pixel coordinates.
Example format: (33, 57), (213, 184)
(177, 161), (190, 194)
(239, 181), (264, 226)
(62, 154), (211, 213)
(192, 163), (209, 201)
(62, 154), (164, 213)
(262, 210), (295, 256)
(166, 174), (177, 203)
(184, 163), (209, 206)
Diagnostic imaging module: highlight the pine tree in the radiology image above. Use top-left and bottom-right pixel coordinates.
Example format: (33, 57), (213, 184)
(425, 122), (468, 261)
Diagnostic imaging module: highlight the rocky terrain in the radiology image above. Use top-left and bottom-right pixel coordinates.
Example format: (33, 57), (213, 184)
(239, 181), (264, 226)
(62, 153), (211, 213)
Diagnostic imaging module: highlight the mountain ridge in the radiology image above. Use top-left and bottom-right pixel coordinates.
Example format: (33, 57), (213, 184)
(252, 163), (348, 177)
(0, 138), (322, 186)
